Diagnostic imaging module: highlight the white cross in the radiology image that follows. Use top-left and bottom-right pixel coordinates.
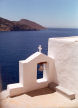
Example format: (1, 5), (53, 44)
(38, 45), (42, 53)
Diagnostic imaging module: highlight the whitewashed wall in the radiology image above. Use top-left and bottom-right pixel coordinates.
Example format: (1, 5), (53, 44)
(48, 37), (78, 97)
(19, 52), (55, 92)
(7, 52), (55, 97)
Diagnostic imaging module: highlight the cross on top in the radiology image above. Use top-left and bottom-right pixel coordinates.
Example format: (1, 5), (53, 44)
(38, 45), (42, 53)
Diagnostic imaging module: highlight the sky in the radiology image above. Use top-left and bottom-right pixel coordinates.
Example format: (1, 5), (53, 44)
(0, 0), (78, 28)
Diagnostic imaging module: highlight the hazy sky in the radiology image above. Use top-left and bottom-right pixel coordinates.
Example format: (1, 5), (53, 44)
(0, 0), (78, 28)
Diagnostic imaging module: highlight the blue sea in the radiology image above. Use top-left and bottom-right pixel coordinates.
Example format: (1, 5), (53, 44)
(0, 28), (78, 90)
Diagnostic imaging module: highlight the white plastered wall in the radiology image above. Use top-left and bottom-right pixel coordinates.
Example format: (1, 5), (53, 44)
(48, 37), (78, 97)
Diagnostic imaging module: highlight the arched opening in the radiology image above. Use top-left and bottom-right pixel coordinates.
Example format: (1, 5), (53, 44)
(37, 62), (48, 83)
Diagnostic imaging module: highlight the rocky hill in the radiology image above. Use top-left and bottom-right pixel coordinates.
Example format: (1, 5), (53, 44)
(0, 17), (45, 31)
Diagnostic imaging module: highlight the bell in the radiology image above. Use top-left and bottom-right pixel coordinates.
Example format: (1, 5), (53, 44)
(38, 64), (43, 71)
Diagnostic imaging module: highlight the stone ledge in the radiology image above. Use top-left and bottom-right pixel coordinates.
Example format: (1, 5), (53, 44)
(7, 83), (24, 97)
(56, 86), (75, 100)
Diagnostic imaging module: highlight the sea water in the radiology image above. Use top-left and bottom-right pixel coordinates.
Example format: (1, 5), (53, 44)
(0, 28), (78, 89)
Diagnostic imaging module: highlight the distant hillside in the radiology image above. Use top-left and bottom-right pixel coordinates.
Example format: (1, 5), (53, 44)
(0, 17), (45, 31)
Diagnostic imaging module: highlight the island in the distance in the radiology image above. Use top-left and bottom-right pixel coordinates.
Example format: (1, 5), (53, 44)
(0, 17), (45, 31)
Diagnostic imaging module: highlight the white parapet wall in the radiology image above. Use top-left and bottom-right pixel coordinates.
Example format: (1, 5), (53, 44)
(48, 36), (78, 98)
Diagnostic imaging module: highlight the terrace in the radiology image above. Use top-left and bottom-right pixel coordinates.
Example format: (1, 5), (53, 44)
(1, 37), (78, 108)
